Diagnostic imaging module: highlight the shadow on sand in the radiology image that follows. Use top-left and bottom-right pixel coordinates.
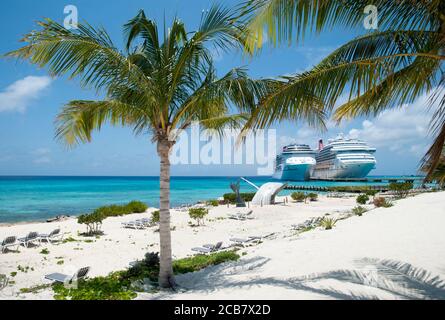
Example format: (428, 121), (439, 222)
(151, 256), (445, 300)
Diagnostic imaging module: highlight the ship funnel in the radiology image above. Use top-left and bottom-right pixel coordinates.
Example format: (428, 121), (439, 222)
(318, 139), (324, 151)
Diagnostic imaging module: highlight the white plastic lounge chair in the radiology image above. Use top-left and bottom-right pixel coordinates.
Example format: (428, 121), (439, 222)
(18, 232), (39, 248)
(45, 267), (90, 283)
(140, 218), (156, 227)
(1, 236), (19, 253)
(228, 210), (254, 220)
(39, 228), (63, 244)
(122, 220), (145, 229)
(230, 237), (250, 244)
(192, 241), (223, 254)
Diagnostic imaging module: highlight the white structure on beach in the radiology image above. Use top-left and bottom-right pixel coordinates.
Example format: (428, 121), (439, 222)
(251, 182), (286, 205)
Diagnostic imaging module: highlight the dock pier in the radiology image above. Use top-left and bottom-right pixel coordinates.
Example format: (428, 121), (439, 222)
(284, 177), (423, 193)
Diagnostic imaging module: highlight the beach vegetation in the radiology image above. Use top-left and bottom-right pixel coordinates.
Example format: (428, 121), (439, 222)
(242, 0), (445, 183)
(19, 284), (51, 294)
(356, 194), (369, 205)
(291, 192), (307, 202)
(77, 211), (105, 236)
(365, 190), (378, 197)
(188, 208), (209, 226)
(62, 237), (79, 243)
(10, 272), (17, 277)
(17, 265), (30, 273)
(206, 199), (219, 207)
(7, 5), (270, 288)
(307, 193), (318, 201)
(373, 197), (394, 208)
(173, 251), (239, 274)
(92, 201), (148, 218)
(151, 210), (160, 224)
(223, 192), (257, 204)
(389, 182), (413, 198)
(57, 260), (64, 265)
(320, 217), (337, 230)
(39, 249), (50, 255)
(52, 250), (239, 300)
(352, 206), (367, 217)
(125, 201), (148, 213)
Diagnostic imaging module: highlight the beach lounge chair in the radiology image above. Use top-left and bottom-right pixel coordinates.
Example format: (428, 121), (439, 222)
(45, 266), (90, 284)
(192, 241), (223, 254)
(230, 236), (261, 246)
(140, 218), (156, 227)
(1, 236), (19, 253)
(18, 232), (40, 248)
(122, 220), (145, 229)
(228, 210), (253, 220)
(39, 228), (63, 244)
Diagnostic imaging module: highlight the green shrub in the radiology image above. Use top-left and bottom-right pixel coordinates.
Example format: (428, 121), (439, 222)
(352, 206), (367, 216)
(356, 194), (370, 205)
(151, 210), (160, 223)
(125, 201), (148, 213)
(389, 182), (413, 198)
(365, 190), (378, 197)
(373, 197), (394, 208)
(320, 217), (337, 230)
(307, 193), (318, 201)
(92, 201), (148, 218)
(206, 199), (219, 207)
(51, 250), (240, 300)
(173, 250), (240, 274)
(78, 211), (106, 235)
(291, 192), (307, 202)
(39, 249), (50, 255)
(52, 272), (137, 300)
(188, 208), (208, 226)
(222, 192), (256, 204)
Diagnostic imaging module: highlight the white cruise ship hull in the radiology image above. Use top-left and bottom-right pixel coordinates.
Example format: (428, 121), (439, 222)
(273, 157), (315, 181)
(311, 160), (376, 179)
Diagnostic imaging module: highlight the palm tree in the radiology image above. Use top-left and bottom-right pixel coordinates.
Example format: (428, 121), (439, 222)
(241, 0), (445, 180)
(6, 5), (270, 288)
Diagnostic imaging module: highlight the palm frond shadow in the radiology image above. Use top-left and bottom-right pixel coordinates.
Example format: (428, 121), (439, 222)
(149, 257), (445, 300)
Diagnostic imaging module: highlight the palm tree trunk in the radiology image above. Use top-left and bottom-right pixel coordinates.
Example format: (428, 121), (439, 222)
(157, 139), (175, 288)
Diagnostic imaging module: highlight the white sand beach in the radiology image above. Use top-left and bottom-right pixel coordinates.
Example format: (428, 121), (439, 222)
(1, 192), (444, 300)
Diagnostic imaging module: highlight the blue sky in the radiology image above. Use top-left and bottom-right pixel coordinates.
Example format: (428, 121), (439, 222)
(0, 0), (434, 176)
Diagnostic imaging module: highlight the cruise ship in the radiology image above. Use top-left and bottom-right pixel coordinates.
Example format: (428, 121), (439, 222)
(311, 134), (376, 179)
(273, 144), (317, 181)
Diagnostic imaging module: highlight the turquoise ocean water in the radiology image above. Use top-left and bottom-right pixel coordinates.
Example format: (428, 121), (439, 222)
(0, 176), (421, 223)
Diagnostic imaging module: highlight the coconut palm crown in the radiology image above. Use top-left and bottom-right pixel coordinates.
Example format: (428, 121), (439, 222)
(242, 0), (445, 182)
(5, 5), (273, 287)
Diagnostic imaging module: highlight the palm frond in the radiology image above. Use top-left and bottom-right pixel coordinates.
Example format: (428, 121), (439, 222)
(6, 19), (149, 93)
(55, 100), (150, 146)
(242, 0), (442, 51)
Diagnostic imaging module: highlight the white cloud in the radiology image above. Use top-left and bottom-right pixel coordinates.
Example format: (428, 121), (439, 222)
(0, 76), (52, 112)
(32, 148), (52, 164)
(277, 91), (437, 158)
(346, 93), (435, 156)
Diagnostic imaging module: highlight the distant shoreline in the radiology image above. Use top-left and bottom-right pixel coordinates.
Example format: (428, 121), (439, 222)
(0, 175), (425, 225)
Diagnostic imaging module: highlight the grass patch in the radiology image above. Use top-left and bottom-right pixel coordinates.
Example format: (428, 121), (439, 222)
(52, 250), (240, 300)
(173, 251), (239, 274)
(19, 284), (51, 294)
(320, 217), (337, 230)
(40, 248), (50, 255)
(62, 237), (79, 243)
(352, 206), (368, 216)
